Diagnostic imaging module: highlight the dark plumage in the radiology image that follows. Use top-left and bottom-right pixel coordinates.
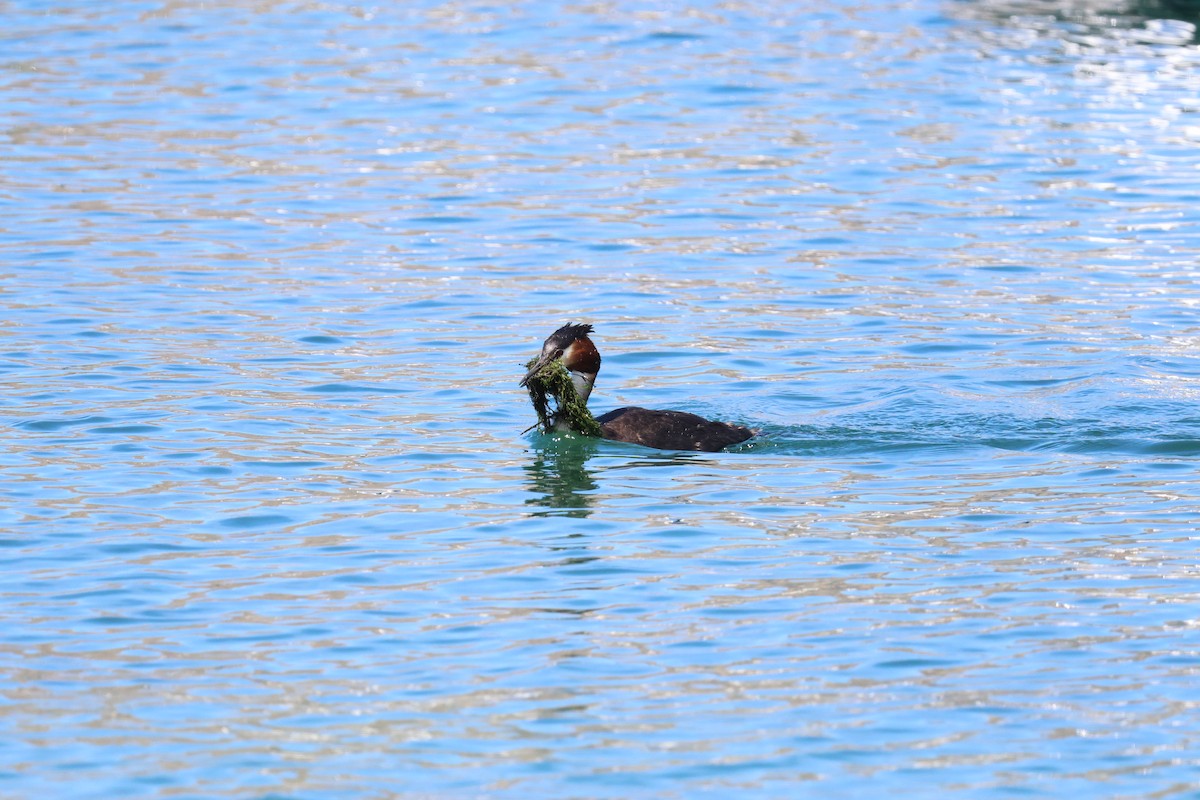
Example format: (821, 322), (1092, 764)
(596, 406), (753, 452)
(548, 322), (593, 345)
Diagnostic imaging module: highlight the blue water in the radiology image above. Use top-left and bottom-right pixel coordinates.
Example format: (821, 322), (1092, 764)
(5, 0), (1200, 797)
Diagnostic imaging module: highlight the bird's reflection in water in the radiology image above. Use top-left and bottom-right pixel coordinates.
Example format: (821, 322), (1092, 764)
(523, 433), (718, 518)
(524, 433), (601, 517)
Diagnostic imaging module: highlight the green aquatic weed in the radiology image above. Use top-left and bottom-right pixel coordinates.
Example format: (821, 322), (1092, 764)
(524, 357), (602, 437)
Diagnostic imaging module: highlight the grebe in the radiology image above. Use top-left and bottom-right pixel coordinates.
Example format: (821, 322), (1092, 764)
(520, 323), (753, 452)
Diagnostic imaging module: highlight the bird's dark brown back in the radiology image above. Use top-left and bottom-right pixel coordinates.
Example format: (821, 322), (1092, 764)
(595, 406), (753, 452)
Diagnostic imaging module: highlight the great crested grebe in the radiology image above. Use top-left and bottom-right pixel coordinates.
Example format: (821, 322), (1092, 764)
(520, 323), (753, 452)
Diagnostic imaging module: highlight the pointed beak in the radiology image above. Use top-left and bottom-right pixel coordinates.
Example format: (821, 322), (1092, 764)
(520, 353), (555, 388)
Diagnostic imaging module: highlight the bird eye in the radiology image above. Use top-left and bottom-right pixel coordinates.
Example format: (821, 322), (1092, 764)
(555, 349), (563, 359)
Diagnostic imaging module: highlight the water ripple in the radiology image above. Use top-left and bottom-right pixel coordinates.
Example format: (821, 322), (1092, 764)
(4, 0), (1200, 798)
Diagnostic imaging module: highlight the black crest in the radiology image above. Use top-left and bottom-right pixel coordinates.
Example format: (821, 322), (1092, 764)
(547, 322), (594, 346)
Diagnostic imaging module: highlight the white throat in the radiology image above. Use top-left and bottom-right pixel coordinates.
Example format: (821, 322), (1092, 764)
(570, 370), (595, 405)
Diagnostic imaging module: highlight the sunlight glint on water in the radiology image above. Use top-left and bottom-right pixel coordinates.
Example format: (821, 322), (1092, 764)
(3, 0), (1200, 797)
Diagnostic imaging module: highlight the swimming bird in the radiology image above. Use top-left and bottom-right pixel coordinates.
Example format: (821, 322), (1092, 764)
(520, 323), (753, 452)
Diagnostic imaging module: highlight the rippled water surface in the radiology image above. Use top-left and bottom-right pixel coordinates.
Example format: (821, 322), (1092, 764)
(6, 0), (1200, 797)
